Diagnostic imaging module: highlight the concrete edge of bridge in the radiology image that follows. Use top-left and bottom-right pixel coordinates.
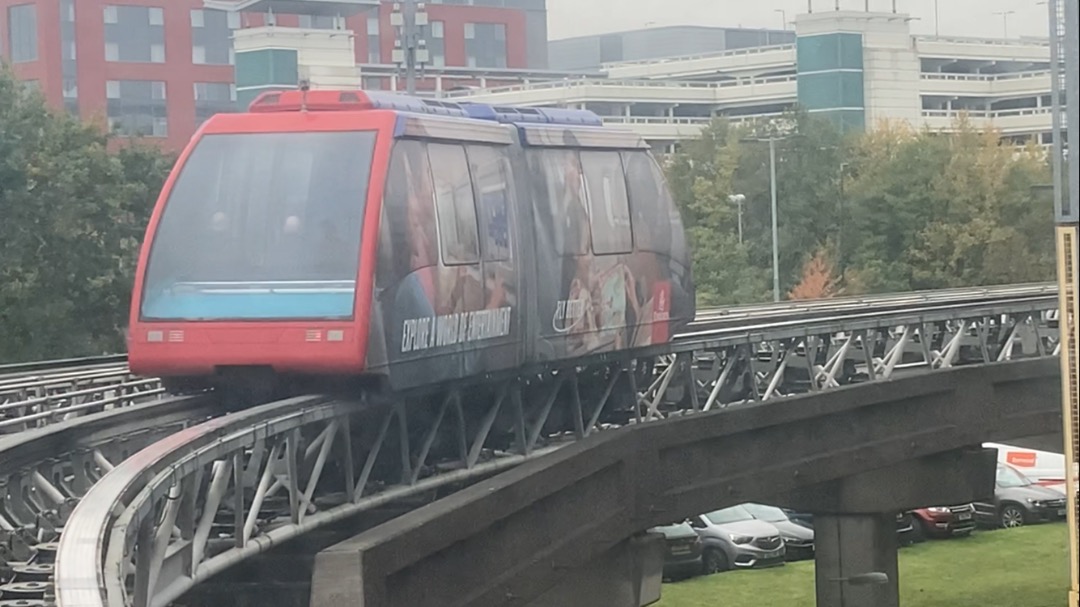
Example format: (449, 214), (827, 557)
(309, 359), (1062, 607)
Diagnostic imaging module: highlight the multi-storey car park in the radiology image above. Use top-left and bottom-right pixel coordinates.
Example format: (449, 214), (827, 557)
(4, 1), (1059, 153)
(445, 9), (1061, 153)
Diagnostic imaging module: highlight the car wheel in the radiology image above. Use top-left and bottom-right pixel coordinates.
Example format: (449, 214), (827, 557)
(702, 548), (729, 574)
(907, 518), (926, 543)
(1000, 504), (1026, 529)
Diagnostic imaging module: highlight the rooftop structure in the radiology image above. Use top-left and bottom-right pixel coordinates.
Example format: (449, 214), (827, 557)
(448, 9), (1060, 153)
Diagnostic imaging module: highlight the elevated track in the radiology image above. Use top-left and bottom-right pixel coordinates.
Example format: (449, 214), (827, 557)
(0, 283), (1063, 607)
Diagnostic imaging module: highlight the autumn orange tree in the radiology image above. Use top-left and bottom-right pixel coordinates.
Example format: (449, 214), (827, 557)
(788, 248), (842, 300)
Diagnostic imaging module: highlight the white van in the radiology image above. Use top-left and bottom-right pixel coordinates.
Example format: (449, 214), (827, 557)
(984, 443), (1067, 491)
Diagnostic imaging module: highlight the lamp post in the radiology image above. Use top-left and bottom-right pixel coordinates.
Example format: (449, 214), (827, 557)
(775, 9), (787, 29)
(728, 194), (746, 244)
(993, 10), (1015, 38)
(741, 125), (791, 303)
(768, 137), (780, 302)
(391, 1), (430, 95)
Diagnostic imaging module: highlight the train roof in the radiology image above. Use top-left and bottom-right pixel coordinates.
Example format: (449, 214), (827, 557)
(246, 89), (649, 150)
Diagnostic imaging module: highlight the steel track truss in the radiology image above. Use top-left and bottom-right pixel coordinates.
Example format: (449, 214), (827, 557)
(0, 369), (163, 435)
(52, 305), (1062, 607)
(0, 397), (219, 605)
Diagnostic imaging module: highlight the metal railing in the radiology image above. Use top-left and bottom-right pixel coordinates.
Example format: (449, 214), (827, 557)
(49, 284), (1060, 607)
(600, 44), (796, 70)
(0, 358), (163, 435)
(439, 74), (798, 99)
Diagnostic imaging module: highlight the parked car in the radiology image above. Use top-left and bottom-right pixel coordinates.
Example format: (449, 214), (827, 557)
(689, 505), (786, 573)
(784, 509), (919, 545)
(650, 522), (704, 580)
(909, 503), (977, 540)
(896, 511), (919, 545)
(742, 503), (814, 560)
(974, 463), (1068, 528)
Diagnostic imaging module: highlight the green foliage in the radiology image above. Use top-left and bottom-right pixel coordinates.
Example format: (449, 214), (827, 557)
(0, 67), (174, 362)
(668, 111), (1055, 305)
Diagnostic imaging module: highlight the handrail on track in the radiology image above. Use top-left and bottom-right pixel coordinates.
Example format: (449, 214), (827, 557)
(0, 354), (127, 377)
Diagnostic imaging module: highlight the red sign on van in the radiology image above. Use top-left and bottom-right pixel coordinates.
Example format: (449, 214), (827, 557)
(1006, 451), (1037, 468)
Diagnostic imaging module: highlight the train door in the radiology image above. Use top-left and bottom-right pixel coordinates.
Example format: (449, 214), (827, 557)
(464, 144), (521, 375)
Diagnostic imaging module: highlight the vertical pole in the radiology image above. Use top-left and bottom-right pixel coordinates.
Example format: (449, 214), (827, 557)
(738, 198), (744, 245)
(770, 138), (780, 302)
(838, 163), (846, 274)
(934, 0), (940, 36)
(403, 0), (417, 95)
(1050, 0), (1065, 220)
(1052, 0), (1080, 604)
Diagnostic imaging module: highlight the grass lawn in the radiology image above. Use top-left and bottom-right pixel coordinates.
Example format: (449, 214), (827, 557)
(656, 523), (1071, 607)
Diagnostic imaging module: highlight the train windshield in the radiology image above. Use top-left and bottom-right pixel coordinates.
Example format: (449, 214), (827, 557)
(140, 130), (377, 321)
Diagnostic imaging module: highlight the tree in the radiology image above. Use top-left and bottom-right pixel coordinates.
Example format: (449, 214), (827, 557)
(789, 247), (842, 300)
(0, 67), (173, 362)
(667, 110), (1056, 305)
(842, 118), (1053, 292)
(666, 118), (771, 305)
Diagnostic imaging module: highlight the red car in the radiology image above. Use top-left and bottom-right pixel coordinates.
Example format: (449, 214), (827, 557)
(909, 503), (977, 540)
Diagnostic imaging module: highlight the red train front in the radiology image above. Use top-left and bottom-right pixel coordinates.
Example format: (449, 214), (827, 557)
(128, 89), (695, 397)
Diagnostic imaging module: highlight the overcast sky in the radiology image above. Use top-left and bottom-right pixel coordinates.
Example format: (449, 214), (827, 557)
(547, 0), (1050, 41)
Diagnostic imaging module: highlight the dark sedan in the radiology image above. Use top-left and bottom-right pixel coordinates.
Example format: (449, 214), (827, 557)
(784, 510), (917, 545)
(743, 503), (814, 560)
(651, 522), (704, 580)
(974, 463), (1068, 528)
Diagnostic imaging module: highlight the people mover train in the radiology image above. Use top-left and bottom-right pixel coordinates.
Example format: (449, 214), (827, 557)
(127, 90), (694, 398)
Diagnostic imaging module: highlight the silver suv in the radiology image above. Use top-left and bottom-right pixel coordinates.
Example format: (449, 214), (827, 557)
(688, 505), (786, 573)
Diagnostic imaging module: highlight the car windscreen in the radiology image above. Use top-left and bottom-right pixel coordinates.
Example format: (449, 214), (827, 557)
(704, 505), (755, 525)
(743, 503), (788, 523)
(140, 130), (377, 321)
(996, 464), (1032, 488)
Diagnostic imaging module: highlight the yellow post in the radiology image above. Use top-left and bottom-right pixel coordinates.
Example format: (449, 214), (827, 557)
(1056, 226), (1079, 607)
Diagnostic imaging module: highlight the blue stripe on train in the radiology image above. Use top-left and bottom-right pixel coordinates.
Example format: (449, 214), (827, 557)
(141, 291), (356, 320)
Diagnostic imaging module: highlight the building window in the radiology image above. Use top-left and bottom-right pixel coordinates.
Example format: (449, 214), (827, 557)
(366, 16), (381, 63)
(299, 14), (338, 29)
(60, 0), (78, 115)
(465, 22), (506, 68)
(428, 21), (445, 68)
(107, 80), (168, 138)
(104, 5), (166, 63)
(194, 82), (237, 127)
(7, 4), (38, 63)
(191, 8), (235, 65)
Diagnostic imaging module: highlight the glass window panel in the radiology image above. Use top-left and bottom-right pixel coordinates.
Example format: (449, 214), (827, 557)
(428, 144), (480, 265)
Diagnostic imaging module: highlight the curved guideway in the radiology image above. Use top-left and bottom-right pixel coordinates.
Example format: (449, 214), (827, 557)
(50, 283), (1061, 607)
(0, 356), (164, 435)
(0, 395), (222, 605)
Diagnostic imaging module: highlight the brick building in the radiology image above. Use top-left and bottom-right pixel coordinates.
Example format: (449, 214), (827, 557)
(0, 0), (547, 149)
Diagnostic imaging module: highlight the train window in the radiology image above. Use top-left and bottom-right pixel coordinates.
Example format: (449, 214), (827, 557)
(624, 151), (677, 254)
(140, 130), (376, 321)
(580, 151), (632, 255)
(466, 145), (513, 262)
(428, 143), (480, 265)
(382, 140), (439, 276)
(529, 148), (590, 256)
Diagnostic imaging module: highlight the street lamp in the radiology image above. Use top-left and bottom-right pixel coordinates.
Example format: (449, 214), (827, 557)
(775, 9), (787, 29)
(391, 1), (430, 94)
(728, 194), (746, 244)
(739, 132), (787, 303)
(993, 10), (1015, 38)
(742, 118), (794, 303)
